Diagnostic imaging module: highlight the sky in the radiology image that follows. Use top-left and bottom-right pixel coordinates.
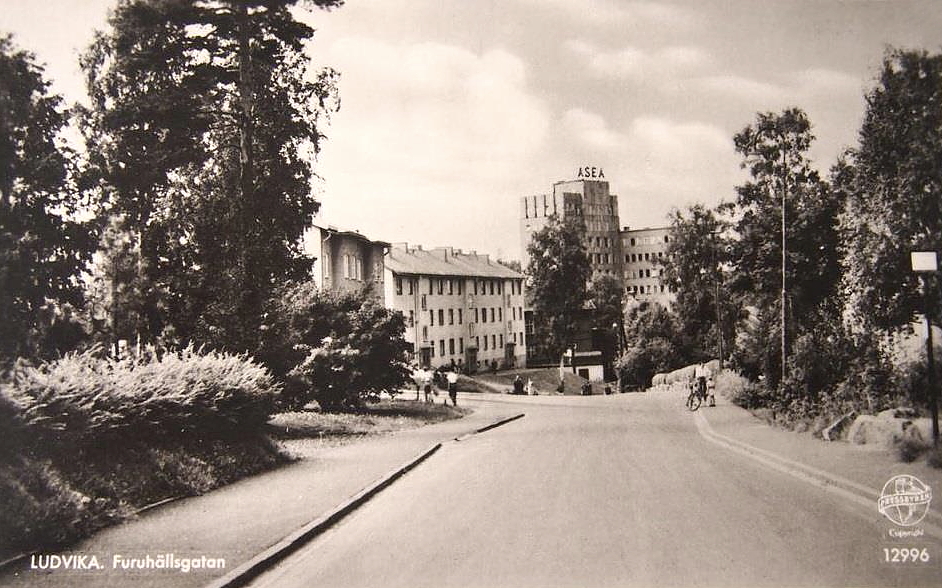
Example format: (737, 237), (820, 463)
(2, 0), (941, 261)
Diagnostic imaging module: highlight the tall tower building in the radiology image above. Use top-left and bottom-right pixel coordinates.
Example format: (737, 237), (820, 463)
(519, 173), (623, 286)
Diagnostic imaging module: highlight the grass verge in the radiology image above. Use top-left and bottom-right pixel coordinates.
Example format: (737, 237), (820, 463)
(268, 399), (470, 440)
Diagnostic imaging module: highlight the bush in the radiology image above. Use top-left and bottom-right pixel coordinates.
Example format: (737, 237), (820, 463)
(928, 446), (942, 470)
(897, 438), (928, 463)
(288, 297), (411, 412)
(1, 345), (280, 444)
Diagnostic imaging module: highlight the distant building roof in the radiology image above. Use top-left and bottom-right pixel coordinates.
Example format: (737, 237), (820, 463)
(386, 244), (523, 279)
(314, 224), (390, 247)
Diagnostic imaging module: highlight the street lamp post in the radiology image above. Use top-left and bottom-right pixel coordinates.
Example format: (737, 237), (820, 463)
(711, 231), (725, 370)
(911, 251), (940, 447)
(746, 127), (788, 384)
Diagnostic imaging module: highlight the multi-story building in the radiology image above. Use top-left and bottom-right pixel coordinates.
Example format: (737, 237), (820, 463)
(384, 243), (527, 371)
(305, 225), (389, 302)
(621, 226), (674, 308)
(519, 174), (623, 286)
(519, 170), (673, 306)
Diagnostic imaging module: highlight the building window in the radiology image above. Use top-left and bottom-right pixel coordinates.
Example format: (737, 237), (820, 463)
(408, 310), (414, 327)
(458, 309), (463, 324)
(474, 280), (478, 295)
(430, 310), (434, 326)
(459, 338), (464, 353)
(492, 334), (497, 349)
(448, 309), (454, 325)
(474, 308), (479, 323)
(449, 339), (455, 354)
(481, 309), (486, 323)
(430, 344), (435, 358)
(438, 279), (444, 295)
(476, 336), (480, 348)
(499, 334), (504, 348)
(489, 281), (494, 295)
(484, 336), (489, 351)
(408, 279), (415, 295)
(490, 308), (495, 322)
(458, 280), (463, 295)
(520, 331), (524, 345)
(422, 325), (428, 341)
(396, 277), (403, 295)
(448, 279), (453, 295)
(440, 340), (445, 356)
(428, 278), (433, 295)
(438, 309), (444, 325)
(498, 307), (502, 322)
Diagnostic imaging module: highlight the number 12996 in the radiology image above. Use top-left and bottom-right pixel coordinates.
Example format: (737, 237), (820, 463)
(882, 547), (930, 563)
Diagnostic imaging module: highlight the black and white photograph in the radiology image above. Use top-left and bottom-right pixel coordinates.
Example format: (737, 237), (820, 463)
(1, 1), (941, 586)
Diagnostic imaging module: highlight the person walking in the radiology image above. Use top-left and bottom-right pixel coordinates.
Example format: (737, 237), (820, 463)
(422, 368), (433, 403)
(446, 368), (459, 406)
(513, 375), (524, 395)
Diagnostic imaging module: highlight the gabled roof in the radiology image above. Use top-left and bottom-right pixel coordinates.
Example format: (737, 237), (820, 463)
(385, 245), (523, 279)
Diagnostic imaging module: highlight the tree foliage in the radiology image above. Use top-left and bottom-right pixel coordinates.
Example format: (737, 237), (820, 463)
(840, 48), (942, 331)
(269, 283), (411, 411)
(589, 274), (624, 331)
(525, 215), (590, 358)
(618, 301), (683, 388)
(729, 108), (842, 320)
(661, 204), (737, 361)
(0, 36), (94, 362)
(80, 0), (342, 354)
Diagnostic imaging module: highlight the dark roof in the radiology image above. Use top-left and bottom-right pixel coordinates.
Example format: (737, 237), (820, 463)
(315, 225), (390, 248)
(385, 245), (523, 279)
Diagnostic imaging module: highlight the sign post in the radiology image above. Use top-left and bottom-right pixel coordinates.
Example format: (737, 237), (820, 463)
(912, 251), (939, 447)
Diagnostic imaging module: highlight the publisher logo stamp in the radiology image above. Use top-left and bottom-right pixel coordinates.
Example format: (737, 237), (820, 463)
(878, 474), (932, 527)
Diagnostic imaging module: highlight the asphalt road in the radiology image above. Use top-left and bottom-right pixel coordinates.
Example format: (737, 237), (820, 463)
(248, 391), (940, 588)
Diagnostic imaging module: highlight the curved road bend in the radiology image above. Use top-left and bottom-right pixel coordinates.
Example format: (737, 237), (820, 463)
(248, 391), (940, 588)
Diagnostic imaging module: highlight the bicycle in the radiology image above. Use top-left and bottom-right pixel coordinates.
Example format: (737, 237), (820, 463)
(685, 380), (707, 411)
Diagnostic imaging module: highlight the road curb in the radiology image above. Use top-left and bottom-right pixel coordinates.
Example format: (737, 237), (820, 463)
(204, 412), (525, 588)
(204, 442), (442, 588)
(693, 410), (942, 537)
(456, 412), (525, 441)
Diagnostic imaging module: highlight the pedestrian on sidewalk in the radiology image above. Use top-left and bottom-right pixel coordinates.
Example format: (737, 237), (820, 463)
(513, 375), (524, 395)
(446, 368), (459, 406)
(422, 369), (433, 403)
(707, 374), (716, 407)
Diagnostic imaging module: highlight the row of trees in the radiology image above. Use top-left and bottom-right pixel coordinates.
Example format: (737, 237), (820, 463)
(1, 0), (410, 410)
(633, 48), (942, 424)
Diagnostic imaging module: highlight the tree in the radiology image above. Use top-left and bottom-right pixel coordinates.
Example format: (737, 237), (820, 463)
(840, 48), (942, 332)
(589, 274), (624, 331)
(0, 36), (93, 361)
(525, 215), (590, 358)
(661, 204), (736, 362)
(618, 301), (683, 388)
(80, 0), (342, 355)
(728, 108), (842, 384)
(269, 283), (411, 411)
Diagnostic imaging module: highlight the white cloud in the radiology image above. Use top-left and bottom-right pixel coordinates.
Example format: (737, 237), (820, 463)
(564, 40), (712, 82)
(311, 37), (551, 256)
(615, 117), (742, 225)
(515, 0), (694, 29)
(561, 108), (629, 151)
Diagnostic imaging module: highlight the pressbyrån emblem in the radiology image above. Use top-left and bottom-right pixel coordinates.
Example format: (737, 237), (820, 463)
(878, 475), (932, 527)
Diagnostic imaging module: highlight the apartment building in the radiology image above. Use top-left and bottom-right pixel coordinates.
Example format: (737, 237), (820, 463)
(384, 243), (527, 371)
(306, 225), (389, 301)
(621, 226), (674, 308)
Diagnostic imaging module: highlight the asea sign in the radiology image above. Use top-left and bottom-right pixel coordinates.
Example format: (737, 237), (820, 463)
(577, 166), (605, 179)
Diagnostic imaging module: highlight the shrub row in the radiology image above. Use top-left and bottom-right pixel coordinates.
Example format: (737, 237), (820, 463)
(1, 345), (281, 447)
(0, 346), (286, 556)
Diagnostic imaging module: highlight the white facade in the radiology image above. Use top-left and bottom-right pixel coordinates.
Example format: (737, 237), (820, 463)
(383, 244), (527, 371)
